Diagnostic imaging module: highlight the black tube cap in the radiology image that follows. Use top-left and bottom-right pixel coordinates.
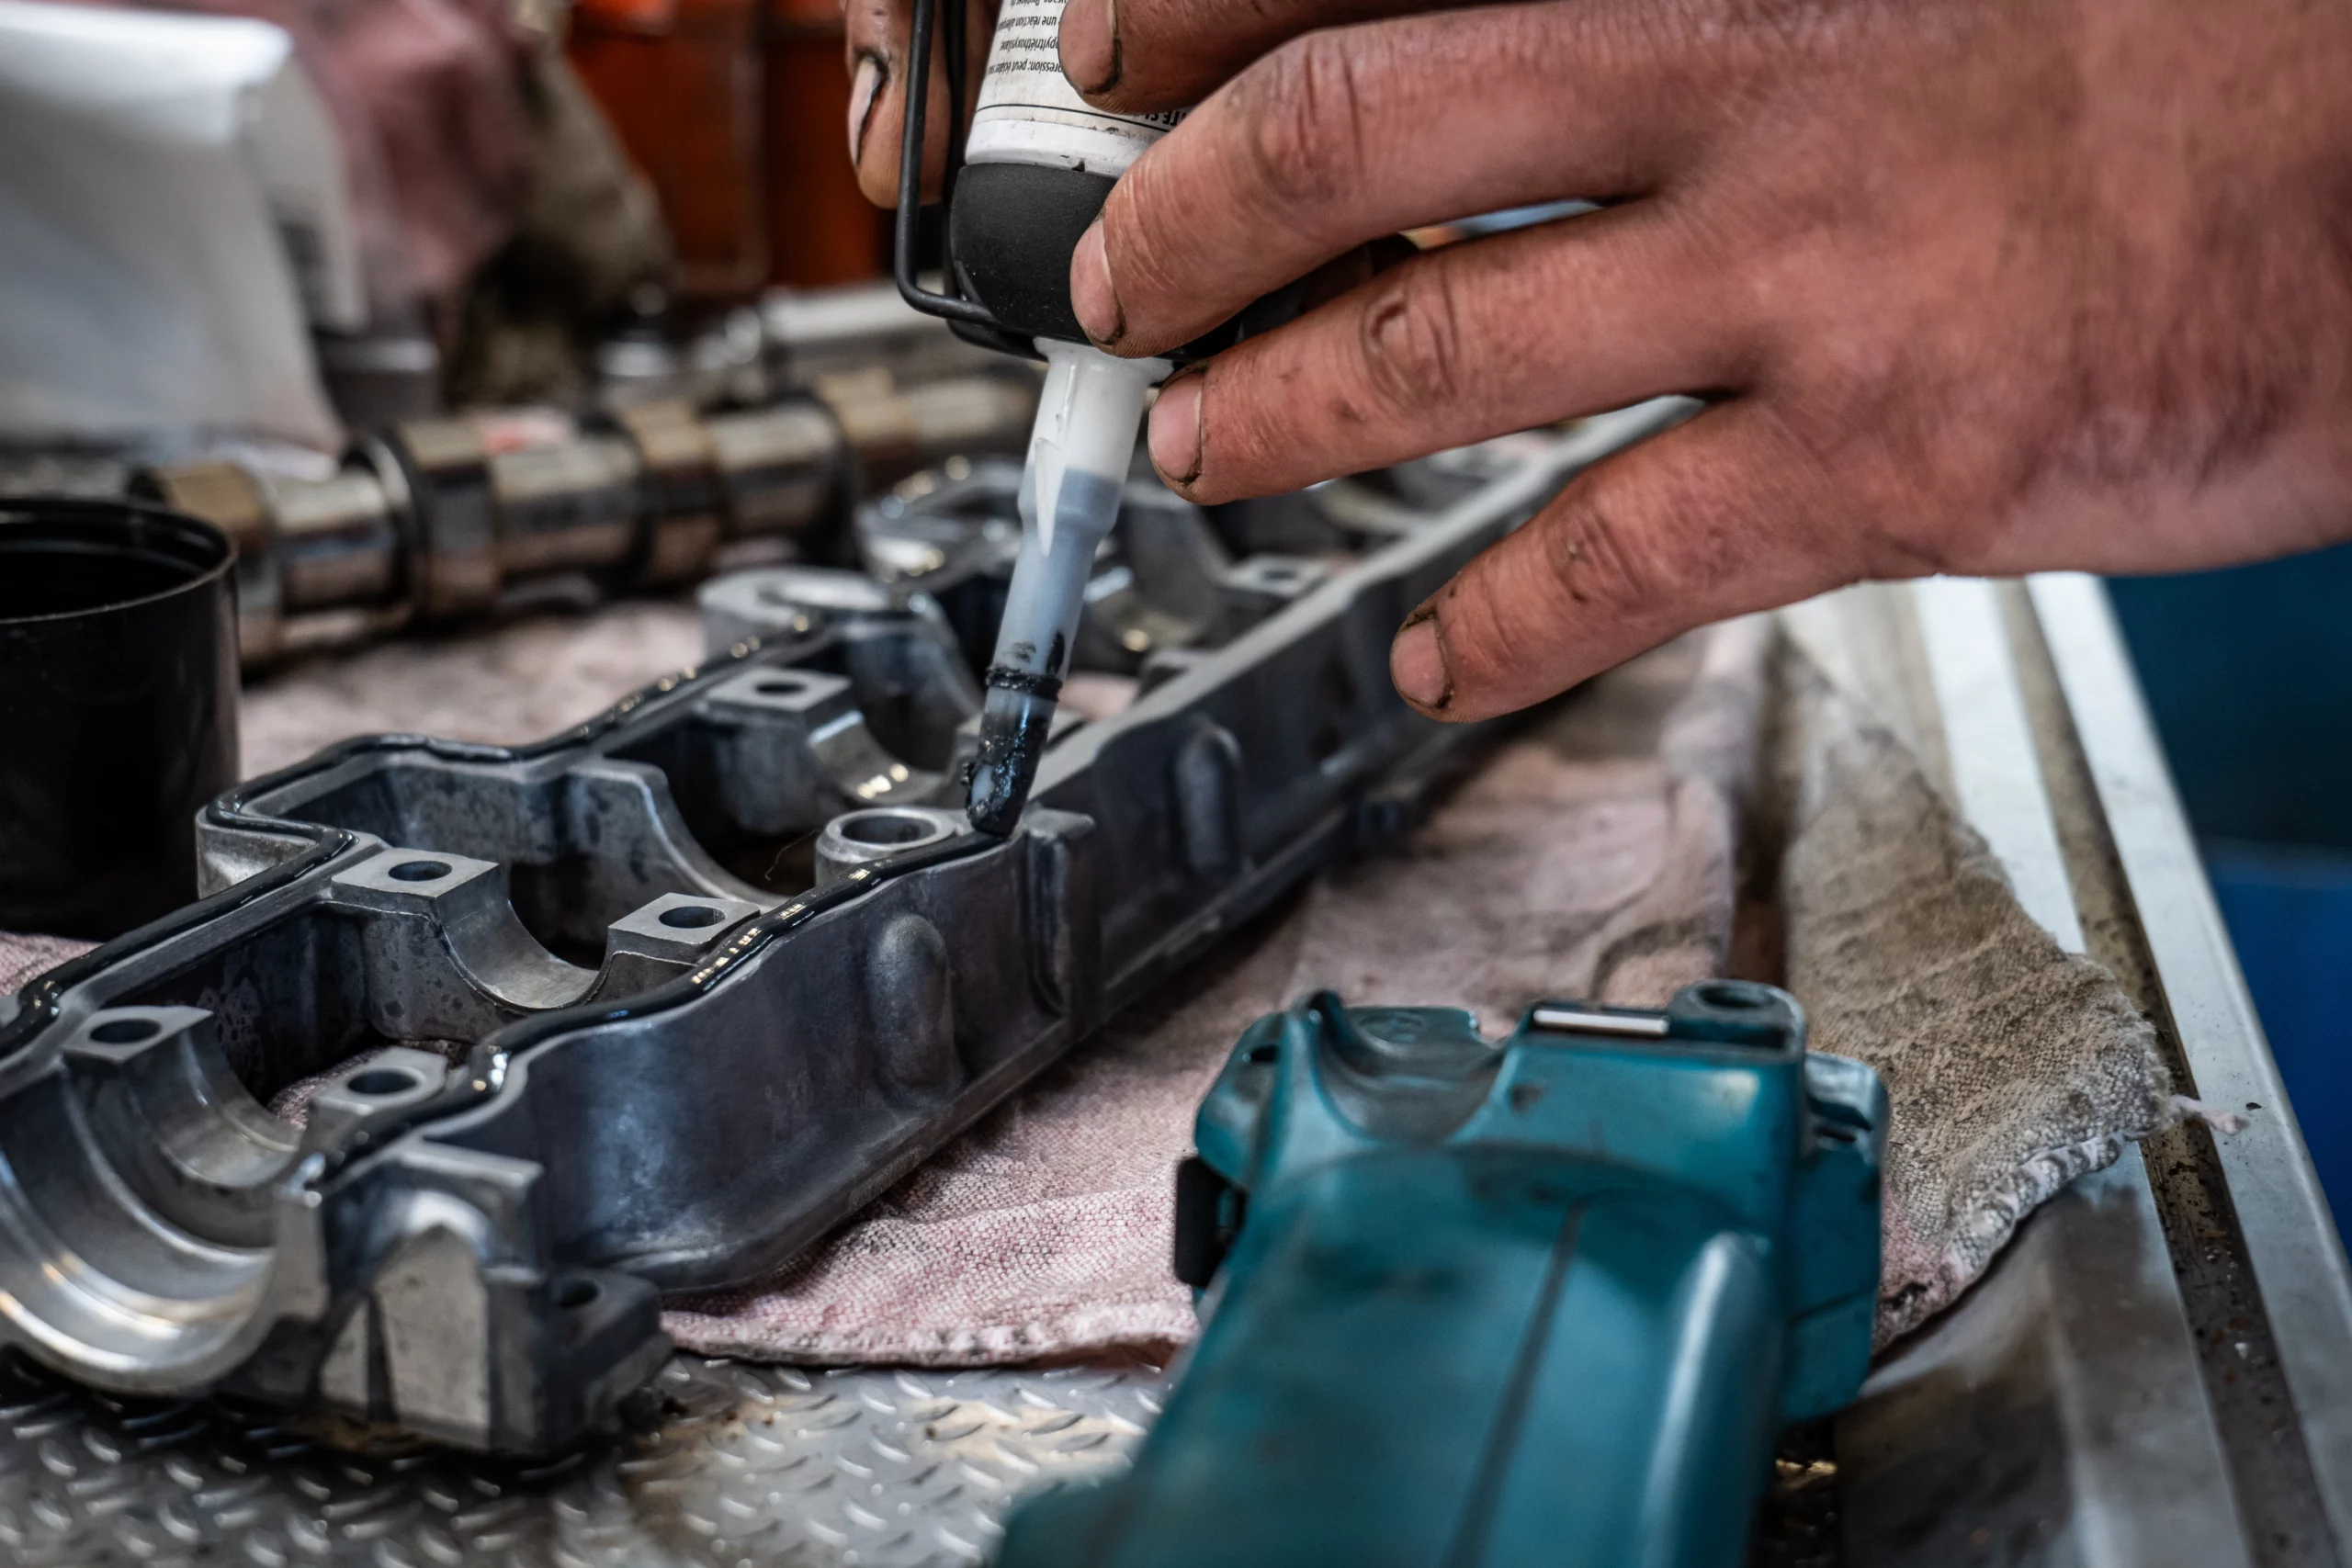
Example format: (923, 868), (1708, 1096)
(949, 161), (1306, 363)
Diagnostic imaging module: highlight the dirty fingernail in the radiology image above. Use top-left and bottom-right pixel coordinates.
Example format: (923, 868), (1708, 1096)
(1390, 613), (1451, 709)
(1059, 0), (1120, 96)
(1070, 219), (1124, 345)
(1148, 372), (1204, 483)
(847, 53), (884, 168)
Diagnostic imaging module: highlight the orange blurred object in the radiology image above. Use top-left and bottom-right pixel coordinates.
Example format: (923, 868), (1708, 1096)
(568, 0), (885, 300)
(571, 0), (769, 298)
(765, 0), (888, 288)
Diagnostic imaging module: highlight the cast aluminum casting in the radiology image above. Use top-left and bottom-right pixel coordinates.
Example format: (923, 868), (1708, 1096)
(0, 405), (1680, 1455)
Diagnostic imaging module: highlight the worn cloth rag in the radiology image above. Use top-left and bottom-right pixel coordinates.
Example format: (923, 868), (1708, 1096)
(0, 602), (2185, 1362)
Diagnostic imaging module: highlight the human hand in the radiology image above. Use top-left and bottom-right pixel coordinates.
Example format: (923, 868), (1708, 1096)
(1041, 0), (2352, 720)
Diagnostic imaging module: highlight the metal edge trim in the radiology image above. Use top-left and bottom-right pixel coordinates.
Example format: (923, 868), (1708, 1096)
(2029, 570), (2352, 1545)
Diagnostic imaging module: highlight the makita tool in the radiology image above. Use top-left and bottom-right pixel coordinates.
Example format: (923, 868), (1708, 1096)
(996, 980), (1887, 1568)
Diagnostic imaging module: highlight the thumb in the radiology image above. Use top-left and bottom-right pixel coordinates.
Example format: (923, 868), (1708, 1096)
(1388, 403), (1860, 720)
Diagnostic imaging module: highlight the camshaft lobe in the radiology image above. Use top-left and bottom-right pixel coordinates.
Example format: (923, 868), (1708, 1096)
(137, 375), (1038, 668)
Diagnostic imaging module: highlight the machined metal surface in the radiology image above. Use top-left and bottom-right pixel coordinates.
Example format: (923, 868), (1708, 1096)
(0, 405), (1679, 1460)
(849, 457), (1332, 687)
(135, 373), (1040, 669)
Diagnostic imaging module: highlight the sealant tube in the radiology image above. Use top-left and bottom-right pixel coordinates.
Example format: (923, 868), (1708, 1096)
(965, 340), (1170, 834)
(948, 0), (1177, 344)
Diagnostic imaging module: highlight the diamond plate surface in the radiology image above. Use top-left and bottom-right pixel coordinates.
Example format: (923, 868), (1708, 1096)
(0, 1351), (1166, 1568)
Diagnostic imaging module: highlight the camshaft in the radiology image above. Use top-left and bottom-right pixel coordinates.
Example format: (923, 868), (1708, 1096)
(137, 375), (1038, 668)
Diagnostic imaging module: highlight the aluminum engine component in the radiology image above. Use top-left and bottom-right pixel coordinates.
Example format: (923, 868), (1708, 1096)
(816, 807), (974, 887)
(709, 468), (1333, 702)
(0, 405), (1680, 1455)
(136, 373), (1039, 668)
(853, 458), (1334, 681)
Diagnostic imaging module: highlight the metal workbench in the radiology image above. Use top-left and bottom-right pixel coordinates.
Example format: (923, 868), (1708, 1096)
(0, 575), (2341, 1566)
(1809, 575), (2351, 1567)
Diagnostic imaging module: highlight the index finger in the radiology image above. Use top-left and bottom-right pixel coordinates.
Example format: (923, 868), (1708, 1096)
(1056, 0), (1471, 114)
(1078, 2), (1718, 356)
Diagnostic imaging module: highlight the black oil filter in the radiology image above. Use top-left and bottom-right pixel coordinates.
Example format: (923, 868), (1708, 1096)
(0, 497), (239, 939)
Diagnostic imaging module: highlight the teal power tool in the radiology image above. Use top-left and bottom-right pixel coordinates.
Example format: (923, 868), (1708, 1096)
(996, 981), (1886, 1568)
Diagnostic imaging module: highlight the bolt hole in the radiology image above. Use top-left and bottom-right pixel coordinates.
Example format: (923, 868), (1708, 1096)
(388, 860), (451, 883)
(89, 1017), (161, 1044)
(659, 904), (727, 930)
(838, 810), (942, 847)
(754, 676), (808, 697)
(1244, 1043), (1279, 1066)
(556, 1278), (601, 1309)
(346, 1067), (423, 1097)
(1696, 982), (1766, 1010)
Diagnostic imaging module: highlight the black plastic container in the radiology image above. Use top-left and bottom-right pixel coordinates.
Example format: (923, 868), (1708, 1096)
(0, 498), (239, 939)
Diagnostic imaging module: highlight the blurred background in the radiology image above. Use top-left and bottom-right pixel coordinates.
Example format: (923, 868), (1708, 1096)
(1, 0), (903, 437)
(0, 0), (1043, 678)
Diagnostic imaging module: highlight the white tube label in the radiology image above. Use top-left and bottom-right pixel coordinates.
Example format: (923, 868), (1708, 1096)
(967, 0), (1182, 177)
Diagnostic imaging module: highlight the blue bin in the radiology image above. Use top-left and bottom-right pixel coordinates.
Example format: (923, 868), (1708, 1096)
(2109, 547), (2352, 1236)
